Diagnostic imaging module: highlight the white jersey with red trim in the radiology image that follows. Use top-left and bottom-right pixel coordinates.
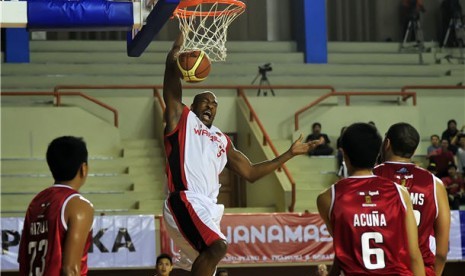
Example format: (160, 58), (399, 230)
(164, 106), (230, 201)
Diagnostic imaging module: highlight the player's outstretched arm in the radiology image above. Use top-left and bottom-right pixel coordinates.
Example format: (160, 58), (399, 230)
(400, 187), (425, 276)
(226, 135), (320, 183)
(61, 196), (94, 276)
(163, 33), (184, 133)
(434, 179), (451, 276)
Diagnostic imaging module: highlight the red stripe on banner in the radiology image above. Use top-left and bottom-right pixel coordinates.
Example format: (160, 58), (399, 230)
(180, 192), (223, 247)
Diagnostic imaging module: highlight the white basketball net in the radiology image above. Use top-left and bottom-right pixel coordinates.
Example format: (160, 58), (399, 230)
(175, 1), (245, 62)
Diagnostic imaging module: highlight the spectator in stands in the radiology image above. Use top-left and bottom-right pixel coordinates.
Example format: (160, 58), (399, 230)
(317, 264), (328, 276)
(306, 123), (334, 156)
(457, 134), (465, 177)
(336, 126), (347, 178)
(427, 134), (441, 157)
(155, 253), (173, 276)
(216, 268), (229, 276)
(441, 119), (464, 154)
(441, 164), (465, 210)
(430, 139), (455, 178)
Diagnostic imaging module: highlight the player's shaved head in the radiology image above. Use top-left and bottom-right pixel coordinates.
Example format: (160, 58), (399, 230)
(385, 123), (419, 158)
(192, 91), (217, 105)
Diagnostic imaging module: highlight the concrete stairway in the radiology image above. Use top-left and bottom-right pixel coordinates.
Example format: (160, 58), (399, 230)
(122, 139), (167, 215)
(1, 41), (463, 91)
(272, 139), (339, 213)
(0, 138), (167, 217)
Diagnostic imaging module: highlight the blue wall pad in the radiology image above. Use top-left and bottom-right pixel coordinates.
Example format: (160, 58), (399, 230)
(27, 0), (133, 29)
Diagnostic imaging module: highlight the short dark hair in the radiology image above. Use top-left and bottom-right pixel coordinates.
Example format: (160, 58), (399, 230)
(312, 122), (321, 130)
(341, 123), (382, 169)
(447, 119), (457, 126)
(385, 123), (420, 158)
(156, 253), (172, 265)
(448, 164), (457, 170)
(430, 134), (439, 140)
(46, 136), (88, 182)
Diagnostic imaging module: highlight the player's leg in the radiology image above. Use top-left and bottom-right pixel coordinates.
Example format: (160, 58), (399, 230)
(165, 191), (227, 275)
(191, 239), (227, 276)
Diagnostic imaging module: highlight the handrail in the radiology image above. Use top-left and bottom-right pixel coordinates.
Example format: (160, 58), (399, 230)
(401, 84), (465, 101)
(237, 88), (297, 212)
(401, 85), (465, 93)
(294, 91), (417, 131)
(54, 84), (167, 112)
(1, 91), (119, 127)
(294, 91), (335, 131)
(54, 85), (336, 114)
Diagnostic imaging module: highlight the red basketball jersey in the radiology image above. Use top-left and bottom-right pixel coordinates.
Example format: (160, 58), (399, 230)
(18, 185), (92, 276)
(330, 175), (412, 275)
(374, 162), (437, 274)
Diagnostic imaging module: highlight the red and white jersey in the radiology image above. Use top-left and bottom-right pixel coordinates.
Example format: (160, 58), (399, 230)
(330, 175), (412, 275)
(374, 162), (438, 273)
(18, 185), (92, 276)
(164, 106), (231, 201)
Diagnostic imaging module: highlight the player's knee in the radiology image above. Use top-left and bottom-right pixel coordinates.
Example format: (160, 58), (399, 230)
(208, 239), (227, 259)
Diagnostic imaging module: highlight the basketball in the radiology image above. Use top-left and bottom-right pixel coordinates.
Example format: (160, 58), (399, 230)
(176, 50), (211, 83)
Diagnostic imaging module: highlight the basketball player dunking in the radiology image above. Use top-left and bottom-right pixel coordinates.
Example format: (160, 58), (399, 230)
(374, 123), (450, 276)
(162, 34), (320, 276)
(317, 123), (425, 275)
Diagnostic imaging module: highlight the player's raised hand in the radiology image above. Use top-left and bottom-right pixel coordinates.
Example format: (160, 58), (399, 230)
(289, 134), (321, 156)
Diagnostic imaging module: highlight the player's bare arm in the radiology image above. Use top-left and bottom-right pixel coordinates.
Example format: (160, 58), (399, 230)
(226, 135), (320, 183)
(316, 189), (341, 276)
(61, 197), (94, 276)
(400, 187), (425, 276)
(163, 33), (184, 133)
(316, 188), (333, 236)
(433, 179), (451, 276)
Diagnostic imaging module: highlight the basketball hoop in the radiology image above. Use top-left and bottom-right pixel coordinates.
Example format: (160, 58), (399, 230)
(174, 0), (246, 62)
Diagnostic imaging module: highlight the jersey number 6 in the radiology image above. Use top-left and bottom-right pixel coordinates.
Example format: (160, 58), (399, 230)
(361, 232), (386, 270)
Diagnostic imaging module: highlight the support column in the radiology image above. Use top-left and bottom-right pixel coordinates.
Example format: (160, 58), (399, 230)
(5, 28), (30, 63)
(302, 0), (327, 64)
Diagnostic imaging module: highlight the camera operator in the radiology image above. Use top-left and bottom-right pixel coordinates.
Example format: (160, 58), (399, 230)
(401, 0), (425, 42)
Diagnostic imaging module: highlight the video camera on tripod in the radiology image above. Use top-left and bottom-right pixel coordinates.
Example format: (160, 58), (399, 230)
(258, 63), (272, 74)
(252, 63), (275, 96)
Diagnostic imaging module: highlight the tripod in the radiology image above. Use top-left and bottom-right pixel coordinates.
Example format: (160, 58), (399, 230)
(251, 68), (275, 96)
(400, 10), (425, 63)
(442, 14), (465, 64)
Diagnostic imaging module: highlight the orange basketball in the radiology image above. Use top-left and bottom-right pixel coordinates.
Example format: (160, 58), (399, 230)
(176, 50), (211, 83)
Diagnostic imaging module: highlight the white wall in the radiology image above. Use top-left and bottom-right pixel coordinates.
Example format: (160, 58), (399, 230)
(1, 107), (121, 158)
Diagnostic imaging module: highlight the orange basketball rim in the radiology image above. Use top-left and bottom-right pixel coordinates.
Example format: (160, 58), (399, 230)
(174, 0), (246, 18)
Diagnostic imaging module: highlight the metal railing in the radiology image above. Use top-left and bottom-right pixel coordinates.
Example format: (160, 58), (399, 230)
(294, 91), (417, 131)
(1, 91), (119, 127)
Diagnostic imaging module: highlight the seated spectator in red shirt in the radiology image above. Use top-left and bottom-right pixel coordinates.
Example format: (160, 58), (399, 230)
(427, 134), (441, 158)
(441, 164), (465, 210)
(430, 139), (455, 178)
(306, 122), (334, 156)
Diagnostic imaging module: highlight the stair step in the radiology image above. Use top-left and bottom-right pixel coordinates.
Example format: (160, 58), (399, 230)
(1, 158), (129, 174)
